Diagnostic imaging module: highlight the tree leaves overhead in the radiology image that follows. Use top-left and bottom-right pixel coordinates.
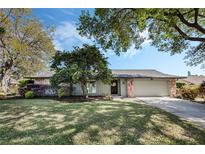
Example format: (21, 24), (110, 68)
(184, 43), (205, 67)
(78, 8), (205, 66)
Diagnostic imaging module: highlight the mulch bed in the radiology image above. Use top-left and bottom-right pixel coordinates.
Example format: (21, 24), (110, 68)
(54, 96), (111, 103)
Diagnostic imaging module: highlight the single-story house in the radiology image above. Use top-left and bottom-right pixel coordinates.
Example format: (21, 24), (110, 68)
(178, 75), (205, 85)
(24, 69), (184, 97)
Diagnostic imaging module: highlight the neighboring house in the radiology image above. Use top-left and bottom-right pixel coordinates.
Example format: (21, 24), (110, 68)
(24, 69), (184, 97)
(179, 75), (205, 85)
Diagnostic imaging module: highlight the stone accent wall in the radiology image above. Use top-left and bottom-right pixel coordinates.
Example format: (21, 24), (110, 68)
(168, 79), (176, 97)
(127, 79), (134, 97)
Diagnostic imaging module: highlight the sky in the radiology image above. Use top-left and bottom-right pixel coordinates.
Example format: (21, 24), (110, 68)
(32, 8), (205, 76)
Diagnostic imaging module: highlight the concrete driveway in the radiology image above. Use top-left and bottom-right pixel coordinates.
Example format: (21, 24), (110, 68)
(137, 97), (205, 128)
(113, 96), (205, 128)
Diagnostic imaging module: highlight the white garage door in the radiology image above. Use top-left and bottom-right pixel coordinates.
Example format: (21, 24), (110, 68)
(133, 79), (169, 96)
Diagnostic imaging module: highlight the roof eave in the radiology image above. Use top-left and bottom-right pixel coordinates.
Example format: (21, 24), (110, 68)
(24, 76), (51, 79)
(114, 76), (186, 79)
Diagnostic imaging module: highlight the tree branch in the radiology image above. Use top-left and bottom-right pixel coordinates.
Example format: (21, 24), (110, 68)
(176, 9), (205, 34)
(174, 25), (205, 42)
(181, 9), (194, 16)
(0, 9), (13, 26)
(198, 14), (205, 18)
(194, 8), (199, 24)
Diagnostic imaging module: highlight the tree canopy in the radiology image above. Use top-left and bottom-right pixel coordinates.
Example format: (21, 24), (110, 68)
(0, 9), (55, 93)
(50, 44), (113, 98)
(78, 8), (205, 67)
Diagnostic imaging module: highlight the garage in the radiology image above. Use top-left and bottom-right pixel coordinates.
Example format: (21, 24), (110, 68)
(133, 79), (169, 96)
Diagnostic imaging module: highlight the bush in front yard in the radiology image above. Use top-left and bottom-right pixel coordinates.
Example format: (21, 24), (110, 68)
(176, 82), (186, 89)
(199, 81), (205, 99)
(57, 87), (66, 98)
(104, 94), (113, 100)
(0, 92), (6, 99)
(180, 86), (199, 100)
(25, 91), (34, 99)
(18, 79), (34, 87)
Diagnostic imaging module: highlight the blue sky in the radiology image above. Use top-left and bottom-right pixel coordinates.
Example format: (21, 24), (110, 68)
(32, 8), (205, 76)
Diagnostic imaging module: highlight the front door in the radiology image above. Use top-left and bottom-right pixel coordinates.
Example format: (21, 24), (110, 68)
(111, 80), (118, 94)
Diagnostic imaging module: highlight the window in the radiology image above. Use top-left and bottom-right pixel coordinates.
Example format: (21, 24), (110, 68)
(87, 82), (96, 94)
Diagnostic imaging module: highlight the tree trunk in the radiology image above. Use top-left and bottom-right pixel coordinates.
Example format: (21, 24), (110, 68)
(69, 83), (73, 96)
(81, 81), (88, 99)
(0, 54), (14, 94)
(1, 73), (10, 94)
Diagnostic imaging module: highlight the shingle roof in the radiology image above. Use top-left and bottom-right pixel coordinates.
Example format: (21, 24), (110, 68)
(179, 76), (205, 85)
(112, 69), (184, 79)
(25, 69), (184, 79)
(24, 70), (55, 79)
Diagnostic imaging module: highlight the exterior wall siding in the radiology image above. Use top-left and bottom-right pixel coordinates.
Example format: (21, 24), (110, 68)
(71, 83), (83, 95)
(71, 81), (110, 96)
(29, 78), (174, 97)
(96, 80), (111, 96)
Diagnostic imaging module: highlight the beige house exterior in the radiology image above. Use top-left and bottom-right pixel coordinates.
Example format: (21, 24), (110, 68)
(25, 69), (184, 97)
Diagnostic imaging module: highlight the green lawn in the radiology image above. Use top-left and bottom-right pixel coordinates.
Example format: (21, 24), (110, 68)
(0, 99), (205, 144)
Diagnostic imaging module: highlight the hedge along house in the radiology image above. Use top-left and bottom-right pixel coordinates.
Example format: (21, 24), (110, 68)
(24, 69), (185, 97)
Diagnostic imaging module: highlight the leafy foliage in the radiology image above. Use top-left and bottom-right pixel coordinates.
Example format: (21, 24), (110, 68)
(184, 43), (205, 67)
(0, 92), (5, 99)
(0, 9), (55, 93)
(24, 91), (34, 99)
(57, 87), (66, 98)
(78, 8), (205, 66)
(199, 81), (205, 99)
(18, 79), (34, 87)
(176, 82), (186, 89)
(50, 44), (113, 98)
(0, 27), (5, 36)
(180, 86), (200, 100)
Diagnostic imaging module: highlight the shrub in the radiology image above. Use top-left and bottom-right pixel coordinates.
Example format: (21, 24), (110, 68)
(0, 92), (6, 99)
(175, 89), (182, 99)
(25, 91), (34, 99)
(18, 79), (34, 87)
(176, 82), (186, 89)
(18, 80), (26, 87)
(104, 94), (113, 100)
(18, 80), (35, 96)
(6, 93), (16, 96)
(199, 81), (205, 99)
(180, 86), (199, 100)
(57, 88), (65, 98)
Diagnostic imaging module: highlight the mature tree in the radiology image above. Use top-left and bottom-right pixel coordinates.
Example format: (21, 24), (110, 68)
(187, 71), (191, 76)
(0, 9), (55, 94)
(78, 8), (205, 67)
(50, 44), (113, 98)
(50, 51), (77, 96)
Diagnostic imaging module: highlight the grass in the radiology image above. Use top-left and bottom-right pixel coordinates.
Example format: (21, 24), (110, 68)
(0, 99), (205, 145)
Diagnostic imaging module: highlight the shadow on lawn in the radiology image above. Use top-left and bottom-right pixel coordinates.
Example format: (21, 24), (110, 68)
(0, 99), (205, 145)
